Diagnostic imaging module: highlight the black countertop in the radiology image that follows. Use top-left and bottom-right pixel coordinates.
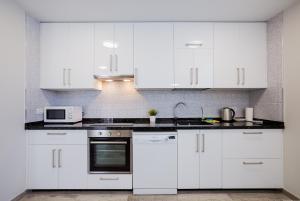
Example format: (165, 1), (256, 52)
(25, 118), (284, 131)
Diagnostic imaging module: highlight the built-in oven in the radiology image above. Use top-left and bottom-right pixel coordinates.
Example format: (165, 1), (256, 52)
(88, 130), (132, 173)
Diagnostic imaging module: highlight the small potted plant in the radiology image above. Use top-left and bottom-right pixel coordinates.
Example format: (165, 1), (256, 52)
(148, 109), (158, 125)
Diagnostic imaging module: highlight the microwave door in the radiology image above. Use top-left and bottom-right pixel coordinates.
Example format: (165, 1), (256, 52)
(47, 109), (66, 120)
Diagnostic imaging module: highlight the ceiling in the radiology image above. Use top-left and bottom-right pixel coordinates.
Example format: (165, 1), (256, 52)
(15, 0), (297, 22)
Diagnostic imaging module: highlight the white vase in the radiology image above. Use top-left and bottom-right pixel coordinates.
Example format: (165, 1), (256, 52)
(150, 116), (156, 125)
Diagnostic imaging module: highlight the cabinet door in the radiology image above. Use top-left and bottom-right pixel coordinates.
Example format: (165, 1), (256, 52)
(94, 23), (115, 77)
(174, 49), (194, 88)
(194, 49), (213, 88)
(58, 145), (87, 189)
(214, 23), (240, 88)
(114, 23), (134, 76)
(199, 130), (222, 188)
(40, 23), (70, 89)
(134, 23), (174, 88)
(178, 130), (200, 189)
(238, 23), (267, 88)
(68, 23), (97, 89)
(28, 145), (58, 189)
(174, 23), (213, 49)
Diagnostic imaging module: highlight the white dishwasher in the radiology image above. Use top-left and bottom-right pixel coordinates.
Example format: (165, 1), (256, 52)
(133, 132), (177, 195)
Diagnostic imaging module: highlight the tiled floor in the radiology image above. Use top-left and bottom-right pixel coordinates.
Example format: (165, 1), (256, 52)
(19, 190), (296, 201)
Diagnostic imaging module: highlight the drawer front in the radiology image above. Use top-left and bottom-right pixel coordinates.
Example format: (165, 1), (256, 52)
(28, 130), (87, 145)
(223, 129), (283, 158)
(87, 174), (132, 189)
(223, 158), (283, 189)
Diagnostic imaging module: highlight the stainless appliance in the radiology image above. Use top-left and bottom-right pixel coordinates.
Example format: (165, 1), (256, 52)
(221, 107), (236, 122)
(88, 130), (132, 173)
(44, 106), (82, 123)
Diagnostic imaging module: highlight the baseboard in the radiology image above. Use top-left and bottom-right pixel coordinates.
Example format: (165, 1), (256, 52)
(11, 190), (27, 201)
(282, 189), (300, 200)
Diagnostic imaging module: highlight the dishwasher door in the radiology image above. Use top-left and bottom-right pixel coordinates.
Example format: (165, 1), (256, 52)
(133, 132), (177, 194)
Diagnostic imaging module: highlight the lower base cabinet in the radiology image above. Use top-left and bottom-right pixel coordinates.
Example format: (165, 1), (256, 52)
(223, 159), (283, 188)
(87, 174), (132, 189)
(178, 130), (222, 189)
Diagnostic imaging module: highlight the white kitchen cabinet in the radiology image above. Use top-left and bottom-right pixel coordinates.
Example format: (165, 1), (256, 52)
(28, 145), (58, 189)
(94, 23), (133, 77)
(178, 130), (222, 189)
(40, 23), (100, 90)
(134, 23), (174, 89)
(174, 23), (213, 88)
(222, 129), (283, 189)
(58, 145), (87, 189)
(214, 23), (267, 88)
(27, 130), (88, 189)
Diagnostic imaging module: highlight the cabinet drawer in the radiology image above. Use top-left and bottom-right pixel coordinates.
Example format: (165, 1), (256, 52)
(87, 174), (132, 189)
(28, 130), (87, 145)
(223, 158), (283, 188)
(223, 129), (283, 158)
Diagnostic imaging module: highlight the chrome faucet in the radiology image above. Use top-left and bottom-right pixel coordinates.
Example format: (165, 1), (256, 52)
(173, 102), (187, 122)
(200, 106), (204, 121)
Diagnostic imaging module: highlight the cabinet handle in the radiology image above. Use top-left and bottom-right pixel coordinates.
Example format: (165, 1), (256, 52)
(237, 68), (240, 85)
(195, 68), (199, 85)
(63, 69), (66, 86)
(99, 177), (119, 181)
(134, 68), (138, 86)
(110, 55), (113, 72)
(196, 134), (199, 153)
(243, 132), (263, 135)
(67, 68), (71, 86)
(201, 134), (205, 153)
(58, 149), (62, 168)
(243, 161), (264, 165)
(115, 55), (118, 72)
(52, 149), (56, 168)
(190, 68), (194, 85)
(47, 132), (67, 135)
(242, 68), (245, 85)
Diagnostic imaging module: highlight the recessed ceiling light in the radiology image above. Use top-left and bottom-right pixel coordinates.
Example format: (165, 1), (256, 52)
(105, 79), (113, 82)
(123, 79), (131, 82)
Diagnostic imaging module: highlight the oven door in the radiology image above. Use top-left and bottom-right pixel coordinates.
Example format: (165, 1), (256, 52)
(89, 137), (131, 173)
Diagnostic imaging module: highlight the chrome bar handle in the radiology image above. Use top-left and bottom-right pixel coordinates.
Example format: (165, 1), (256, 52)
(237, 68), (240, 85)
(47, 132), (67, 135)
(90, 141), (127, 144)
(115, 55), (118, 72)
(58, 149), (62, 168)
(243, 132), (263, 135)
(99, 177), (119, 181)
(201, 134), (205, 153)
(134, 68), (138, 87)
(242, 68), (245, 85)
(63, 68), (66, 86)
(110, 55), (113, 72)
(195, 68), (199, 85)
(243, 161), (264, 165)
(68, 68), (71, 86)
(52, 149), (56, 168)
(190, 68), (194, 85)
(196, 134), (199, 153)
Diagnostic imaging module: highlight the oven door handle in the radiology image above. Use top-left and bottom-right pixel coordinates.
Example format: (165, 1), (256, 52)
(90, 141), (127, 145)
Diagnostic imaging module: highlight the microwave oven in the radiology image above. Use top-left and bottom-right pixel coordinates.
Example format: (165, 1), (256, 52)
(44, 106), (82, 123)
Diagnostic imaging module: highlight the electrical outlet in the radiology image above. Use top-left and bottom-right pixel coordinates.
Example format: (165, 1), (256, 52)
(36, 108), (44, 115)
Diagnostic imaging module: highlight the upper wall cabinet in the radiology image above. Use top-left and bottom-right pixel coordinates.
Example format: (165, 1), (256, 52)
(94, 23), (133, 77)
(174, 23), (214, 88)
(134, 23), (174, 89)
(40, 23), (100, 90)
(214, 23), (267, 88)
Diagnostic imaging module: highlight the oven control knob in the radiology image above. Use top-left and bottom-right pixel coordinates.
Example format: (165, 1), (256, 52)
(109, 132), (112, 136)
(98, 132), (102, 136)
(117, 132), (121, 136)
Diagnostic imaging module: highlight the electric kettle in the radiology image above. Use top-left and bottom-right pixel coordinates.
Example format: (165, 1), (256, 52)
(221, 107), (235, 122)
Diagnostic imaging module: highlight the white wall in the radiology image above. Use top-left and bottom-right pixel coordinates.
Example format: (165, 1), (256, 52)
(0, 0), (26, 200)
(283, 1), (300, 198)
